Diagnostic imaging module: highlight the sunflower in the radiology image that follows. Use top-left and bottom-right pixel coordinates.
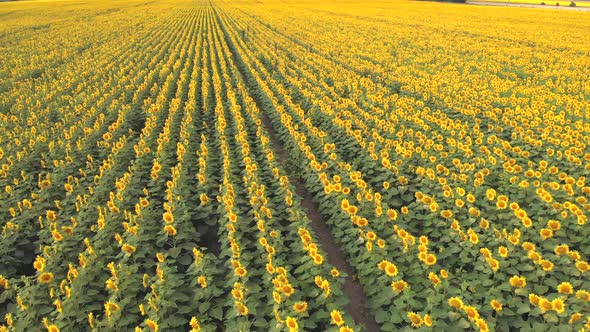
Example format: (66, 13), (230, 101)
(330, 268), (340, 278)
(508, 235), (519, 245)
(440, 210), (453, 219)
(313, 254), (324, 265)
(475, 318), (489, 332)
(139, 198), (149, 208)
(145, 319), (159, 332)
(104, 301), (120, 320)
(122, 244), (136, 254)
(538, 298), (553, 312)
(557, 282), (574, 294)
(384, 262), (398, 277)
(576, 290), (590, 301)
(235, 266), (247, 278)
(498, 246), (508, 258)
(425, 254), (437, 266)
(464, 306), (479, 320)
(448, 297), (464, 309)
(547, 220), (561, 230)
(87, 313), (94, 328)
(321, 280), (331, 297)
(285, 316), (298, 332)
(469, 207), (490, 219)
(487, 258), (500, 272)
(341, 199), (350, 210)
(46, 210), (57, 221)
(486, 189), (496, 201)
(509, 275), (526, 288)
(554, 244), (569, 255)
(387, 209), (397, 220)
(391, 280), (408, 293)
(272, 291), (281, 304)
(52, 230), (63, 242)
(490, 299), (502, 312)
(428, 272), (441, 287)
(106, 279), (118, 291)
(199, 193), (209, 205)
(22, 199), (32, 209)
(480, 248), (492, 259)
(330, 310), (344, 326)
(46, 325), (60, 332)
(347, 205), (358, 215)
(407, 312), (422, 328)
(156, 253), (165, 263)
(540, 228), (553, 240)
(551, 298), (565, 314)
(515, 209), (527, 220)
(293, 301), (308, 313)
(164, 225), (177, 236)
(569, 313), (583, 324)
(522, 242), (535, 251)
(197, 275), (207, 288)
(189, 317), (201, 331)
(235, 301), (249, 316)
(541, 260), (554, 271)
(162, 212), (174, 224)
(568, 250), (581, 260)
(496, 200), (507, 209)
(576, 260), (589, 273)
(34, 256), (46, 272)
(231, 287), (244, 301)
(357, 218), (369, 227)
(38, 272), (54, 284)
(281, 284), (294, 297)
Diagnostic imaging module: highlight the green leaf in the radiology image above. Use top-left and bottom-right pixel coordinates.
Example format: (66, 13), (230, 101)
(517, 305), (530, 314)
(544, 313), (559, 323)
(210, 305), (223, 321)
(390, 310), (403, 324)
(457, 318), (471, 328)
(381, 322), (396, 331)
(534, 284), (548, 294)
(375, 308), (390, 324)
(253, 318), (267, 327)
(198, 301), (211, 313)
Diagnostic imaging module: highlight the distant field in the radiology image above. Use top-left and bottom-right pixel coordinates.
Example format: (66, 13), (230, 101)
(0, 0), (589, 331)
(481, 0), (590, 6)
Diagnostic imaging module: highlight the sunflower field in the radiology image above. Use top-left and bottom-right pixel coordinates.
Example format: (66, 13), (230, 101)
(0, 0), (589, 331)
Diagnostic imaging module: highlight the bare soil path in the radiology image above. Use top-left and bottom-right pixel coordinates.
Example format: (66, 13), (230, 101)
(259, 112), (380, 331)
(212, 5), (380, 330)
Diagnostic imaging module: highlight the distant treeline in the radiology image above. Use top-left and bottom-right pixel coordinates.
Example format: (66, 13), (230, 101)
(421, 0), (467, 3)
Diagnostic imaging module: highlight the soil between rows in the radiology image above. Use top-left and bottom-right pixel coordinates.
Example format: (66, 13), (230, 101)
(212, 6), (381, 329)
(258, 110), (380, 332)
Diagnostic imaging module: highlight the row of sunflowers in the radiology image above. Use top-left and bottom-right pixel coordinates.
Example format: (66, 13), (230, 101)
(1, 0), (590, 330)
(0, 2), (357, 331)
(215, 0), (590, 330)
